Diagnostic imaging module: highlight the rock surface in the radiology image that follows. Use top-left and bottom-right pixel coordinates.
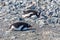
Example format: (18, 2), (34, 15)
(0, 0), (60, 40)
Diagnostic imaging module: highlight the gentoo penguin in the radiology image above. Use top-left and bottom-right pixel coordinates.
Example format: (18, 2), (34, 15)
(9, 22), (32, 31)
(22, 10), (40, 18)
(5, 22), (32, 35)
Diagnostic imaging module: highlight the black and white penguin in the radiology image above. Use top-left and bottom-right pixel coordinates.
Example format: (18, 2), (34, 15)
(9, 22), (32, 31)
(22, 9), (40, 18)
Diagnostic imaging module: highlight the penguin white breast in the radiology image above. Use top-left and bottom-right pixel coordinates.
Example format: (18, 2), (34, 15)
(14, 25), (24, 30)
(22, 12), (33, 18)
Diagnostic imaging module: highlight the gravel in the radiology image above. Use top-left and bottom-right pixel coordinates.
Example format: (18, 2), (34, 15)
(0, 0), (60, 40)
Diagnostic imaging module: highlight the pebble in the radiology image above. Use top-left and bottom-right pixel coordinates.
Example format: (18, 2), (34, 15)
(36, 19), (45, 28)
(21, 33), (26, 36)
(0, 0), (60, 40)
(11, 36), (17, 40)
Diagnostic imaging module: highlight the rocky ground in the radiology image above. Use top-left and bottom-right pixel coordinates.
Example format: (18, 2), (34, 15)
(0, 0), (60, 40)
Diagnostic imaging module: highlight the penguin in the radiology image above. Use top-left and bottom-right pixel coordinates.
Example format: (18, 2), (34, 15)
(22, 9), (40, 18)
(9, 22), (32, 31)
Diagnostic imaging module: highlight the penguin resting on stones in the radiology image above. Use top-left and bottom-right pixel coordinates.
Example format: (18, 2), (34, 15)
(5, 22), (32, 35)
(22, 10), (40, 18)
(9, 22), (32, 31)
